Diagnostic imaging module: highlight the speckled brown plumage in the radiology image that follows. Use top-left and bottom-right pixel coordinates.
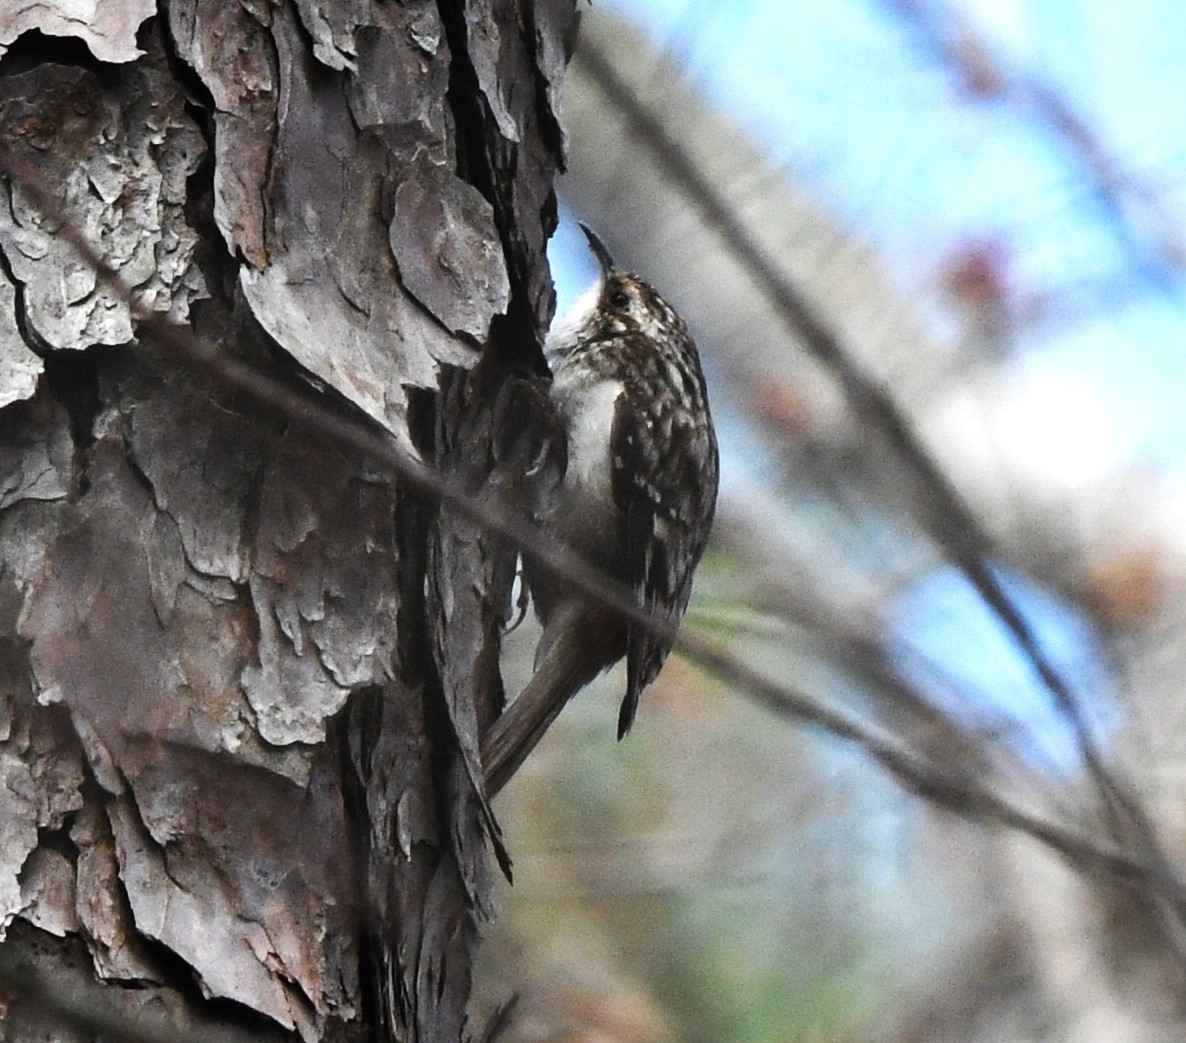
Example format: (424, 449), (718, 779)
(482, 225), (718, 795)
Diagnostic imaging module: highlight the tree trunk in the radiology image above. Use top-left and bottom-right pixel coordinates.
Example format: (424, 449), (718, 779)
(0, 1), (576, 1039)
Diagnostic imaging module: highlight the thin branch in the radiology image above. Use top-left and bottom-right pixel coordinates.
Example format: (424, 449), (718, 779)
(678, 626), (1178, 892)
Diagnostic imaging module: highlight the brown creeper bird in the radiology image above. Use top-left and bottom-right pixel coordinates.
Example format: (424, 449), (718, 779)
(482, 224), (719, 796)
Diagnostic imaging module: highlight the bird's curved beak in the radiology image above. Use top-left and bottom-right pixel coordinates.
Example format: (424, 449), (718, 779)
(578, 222), (615, 279)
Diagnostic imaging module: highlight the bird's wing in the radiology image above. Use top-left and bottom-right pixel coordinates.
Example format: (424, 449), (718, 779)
(611, 383), (719, 737)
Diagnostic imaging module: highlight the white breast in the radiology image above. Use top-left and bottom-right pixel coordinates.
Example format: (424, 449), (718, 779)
(558, 378), (622, 501)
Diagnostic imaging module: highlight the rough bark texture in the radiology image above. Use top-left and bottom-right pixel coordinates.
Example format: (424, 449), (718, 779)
(0, 1), (577, 1039)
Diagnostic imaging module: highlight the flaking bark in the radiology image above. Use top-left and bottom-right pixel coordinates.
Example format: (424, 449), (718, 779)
(0, 1), (577, 1039)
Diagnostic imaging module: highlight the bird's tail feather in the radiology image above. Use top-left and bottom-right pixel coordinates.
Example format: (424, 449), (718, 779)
(482, 624), (605, 797)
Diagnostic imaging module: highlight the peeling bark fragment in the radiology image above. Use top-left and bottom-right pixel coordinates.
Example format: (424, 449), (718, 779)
(244, 573), (352, 746)
(346, 674), (449, 1041)
(244, 433), (399, 746)
(0, 278), (40, 409)
(72, 800), (160, 982)
(168, 581), (261, 755)
(443, 0), (577, 333)
(1, 918), (295, 1042)
(21, 440), (190, 754)
(17, 432), (258, 776)
(0, 748), (38, 938)
(18, 847), (78, 939)
(0, 0), (155, 64)
(464, 1), (522, 143)
(243, 2), (468, 435)
(0, 532), (86, 904)
(345, 3), (450, 156)
(0, 392), (72, 509)
(428, 366), (539, 905)
(0, 514), (88, 947)
(112, 742), (356, 1036)
(391, 163), (511, 340)
(129, 383), (262, 583)
(21, 706), (87, 834)
(255, 436), (400, 691)
(532, 0), (581, 156)
(168, 0), (276, 267)
(110, 791), (309, 1035)
(291, 0), (360, 71)
(174, 0), (470, 435)
(19, 360), (395, 777)
(0, 40), (206, 350)
(143, 507), (186, 626)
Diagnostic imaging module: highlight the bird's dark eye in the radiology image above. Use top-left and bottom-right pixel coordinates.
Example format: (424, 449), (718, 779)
(608, 288), (630, 309)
